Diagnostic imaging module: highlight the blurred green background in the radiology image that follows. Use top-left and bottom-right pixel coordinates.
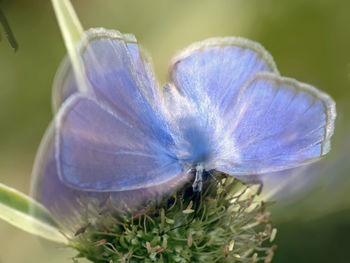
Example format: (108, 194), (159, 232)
(0, 0), (350, 262)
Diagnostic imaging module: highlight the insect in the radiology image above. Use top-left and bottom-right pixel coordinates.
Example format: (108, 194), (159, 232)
(50, 28), (335, 194)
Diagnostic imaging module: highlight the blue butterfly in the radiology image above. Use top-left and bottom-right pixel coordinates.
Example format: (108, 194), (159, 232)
(46, 28), (335, 195)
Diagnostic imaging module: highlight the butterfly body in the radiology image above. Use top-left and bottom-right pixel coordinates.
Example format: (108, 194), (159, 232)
(192, 164), (205, 192)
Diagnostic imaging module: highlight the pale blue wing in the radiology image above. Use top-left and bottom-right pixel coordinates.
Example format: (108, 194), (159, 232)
(79, 28), (161, 119)
(52, 28), (158, 113)
(215, 72), (336, 175)
(56, 94), (182, 191)
(169, 37), (279, 119)
(52, 56), (78, 113)
(52, 28), (184, 191)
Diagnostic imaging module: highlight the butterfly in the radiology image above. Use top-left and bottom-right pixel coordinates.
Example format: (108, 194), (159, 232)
(49, 28), (336, 194)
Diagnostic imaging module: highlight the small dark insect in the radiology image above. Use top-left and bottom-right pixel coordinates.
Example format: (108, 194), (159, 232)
(0, 8), (18, 51)
(74, 223), (91, 236)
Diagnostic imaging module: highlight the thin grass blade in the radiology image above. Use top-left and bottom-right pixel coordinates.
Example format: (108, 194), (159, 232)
(51, 0), (88, 93)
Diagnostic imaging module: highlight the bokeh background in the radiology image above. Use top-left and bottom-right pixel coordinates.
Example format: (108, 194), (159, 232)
(0, 0), (350, 262)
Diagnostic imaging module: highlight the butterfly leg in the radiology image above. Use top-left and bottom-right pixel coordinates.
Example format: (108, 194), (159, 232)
(192, 164), (204, 192)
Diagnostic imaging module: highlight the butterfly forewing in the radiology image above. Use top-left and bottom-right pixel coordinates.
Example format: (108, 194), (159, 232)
(52, 28), (159, 114)
(170, 37), (279, 119)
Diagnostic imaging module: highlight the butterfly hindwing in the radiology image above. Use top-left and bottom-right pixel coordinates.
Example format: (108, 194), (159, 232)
(56, 95), (182, 191)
